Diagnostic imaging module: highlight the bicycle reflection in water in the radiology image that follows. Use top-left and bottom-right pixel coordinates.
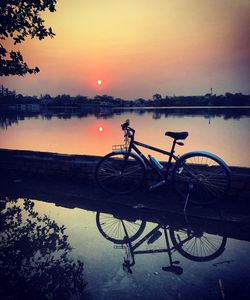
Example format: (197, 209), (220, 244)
(96, 212), (227, 274)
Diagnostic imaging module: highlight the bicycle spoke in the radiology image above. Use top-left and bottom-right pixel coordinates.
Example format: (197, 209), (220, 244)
(174, 153), (230, 204)
(96, 153), (145, 194)
(97, 213), (146, 243)
(171, 229), (226, 261)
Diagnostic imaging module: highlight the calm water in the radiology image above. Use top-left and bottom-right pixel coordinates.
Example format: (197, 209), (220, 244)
(1, 197), (250, 300)
(0, 107), (249, 167)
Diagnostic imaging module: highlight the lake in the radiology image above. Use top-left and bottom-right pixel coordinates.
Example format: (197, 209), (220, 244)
(0, 107), (249, 167)
(1, 196), (250, 299)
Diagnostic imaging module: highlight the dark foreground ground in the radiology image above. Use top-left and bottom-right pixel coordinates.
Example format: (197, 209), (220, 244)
(1, 174), (250, 300)
(1, 173), (250, 225)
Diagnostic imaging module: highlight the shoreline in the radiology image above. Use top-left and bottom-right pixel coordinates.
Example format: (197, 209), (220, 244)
(0, 148), (249, 201)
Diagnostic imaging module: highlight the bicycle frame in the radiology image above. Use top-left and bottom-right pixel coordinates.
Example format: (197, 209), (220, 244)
(122, 222), (167, 266)
(129, 224), (174, 255)
(122, 222), (183, 273)
(121, 220), (226, 272)
(125, 127), (179, 180)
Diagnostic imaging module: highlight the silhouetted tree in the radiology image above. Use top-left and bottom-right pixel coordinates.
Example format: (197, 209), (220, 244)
(44, 94), (52, 99)
(75, 95), (88, 104)
(94, 95), (114, 103)
(94, 95), (102, 102)
(134, 98), (145, 106)
(0, 198), (87, 299)
(153, 93), (162, 101)
(101, 95), (114, 102)
(0, 0), (57, 76)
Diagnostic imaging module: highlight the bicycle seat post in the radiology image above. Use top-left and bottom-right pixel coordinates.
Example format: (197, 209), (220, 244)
(165, 139), (177, 177)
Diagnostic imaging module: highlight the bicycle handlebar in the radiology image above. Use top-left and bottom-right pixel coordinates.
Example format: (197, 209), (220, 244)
(121, 119), (130, 130)
(121, 119), (135, 138)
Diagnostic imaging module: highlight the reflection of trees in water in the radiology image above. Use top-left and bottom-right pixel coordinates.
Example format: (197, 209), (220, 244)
(116, 108), (249, 121)
(0, 198), (87, 299)
(0, 107), (249, 129)
(0, 113), (38, 129)
(0, 114), (19, 129)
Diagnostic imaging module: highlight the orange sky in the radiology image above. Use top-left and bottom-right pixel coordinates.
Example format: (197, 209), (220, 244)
(1, 0), (250, 98)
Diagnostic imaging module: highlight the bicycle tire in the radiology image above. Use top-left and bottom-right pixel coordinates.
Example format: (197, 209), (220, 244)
(172, 152), (231, 205)
(170, 228), (227, 262)
(95, 151), (146, 194)
(96, 212), (146, 244)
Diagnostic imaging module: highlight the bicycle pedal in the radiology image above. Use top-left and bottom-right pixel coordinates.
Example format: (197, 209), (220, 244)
(149, 180), (165, 190)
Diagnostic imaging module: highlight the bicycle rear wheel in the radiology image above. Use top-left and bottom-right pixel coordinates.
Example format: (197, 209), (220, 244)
(95, 151), (146, 194)
(170, 228), (226, 262)
(172, 152), (231, 205)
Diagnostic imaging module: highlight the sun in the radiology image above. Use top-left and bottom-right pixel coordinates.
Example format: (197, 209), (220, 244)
(97, 80), (102, 86)
(98, 126), (103, 132)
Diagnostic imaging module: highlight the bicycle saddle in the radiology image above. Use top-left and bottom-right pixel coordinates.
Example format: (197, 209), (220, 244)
(165, 131), (189, 140)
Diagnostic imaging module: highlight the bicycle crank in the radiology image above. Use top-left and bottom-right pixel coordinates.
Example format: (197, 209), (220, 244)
(149, 180), (166, 190)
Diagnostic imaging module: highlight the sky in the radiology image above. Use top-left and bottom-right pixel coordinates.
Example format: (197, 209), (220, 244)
(1, 0), (250, 98)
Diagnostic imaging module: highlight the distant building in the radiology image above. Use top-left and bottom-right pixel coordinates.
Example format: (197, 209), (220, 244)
(99, 101), (111, 107)
(41, 98), (54, 106)
(16, 103), (40, 112)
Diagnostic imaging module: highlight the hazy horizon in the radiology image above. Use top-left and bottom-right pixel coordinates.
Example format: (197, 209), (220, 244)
(1, 0), (250, 98)
(2, 86), (250, 99)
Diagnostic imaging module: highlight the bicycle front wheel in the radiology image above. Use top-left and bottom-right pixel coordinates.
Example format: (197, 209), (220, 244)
(96, 212), (146, 244)
(95, 151), (146, 194)
(172, 152), (231, 204)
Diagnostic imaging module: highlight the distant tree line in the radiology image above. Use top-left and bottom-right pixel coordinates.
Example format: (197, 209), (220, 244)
(0, 86), (250, 108)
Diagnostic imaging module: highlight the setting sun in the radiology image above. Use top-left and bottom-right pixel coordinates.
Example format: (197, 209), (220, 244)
(97, 80), (102, 86)
(98, 126), (103, 132)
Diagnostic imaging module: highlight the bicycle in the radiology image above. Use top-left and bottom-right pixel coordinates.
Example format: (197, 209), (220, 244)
(96, 212), (227, 274)
(95, 119), (231, 205)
